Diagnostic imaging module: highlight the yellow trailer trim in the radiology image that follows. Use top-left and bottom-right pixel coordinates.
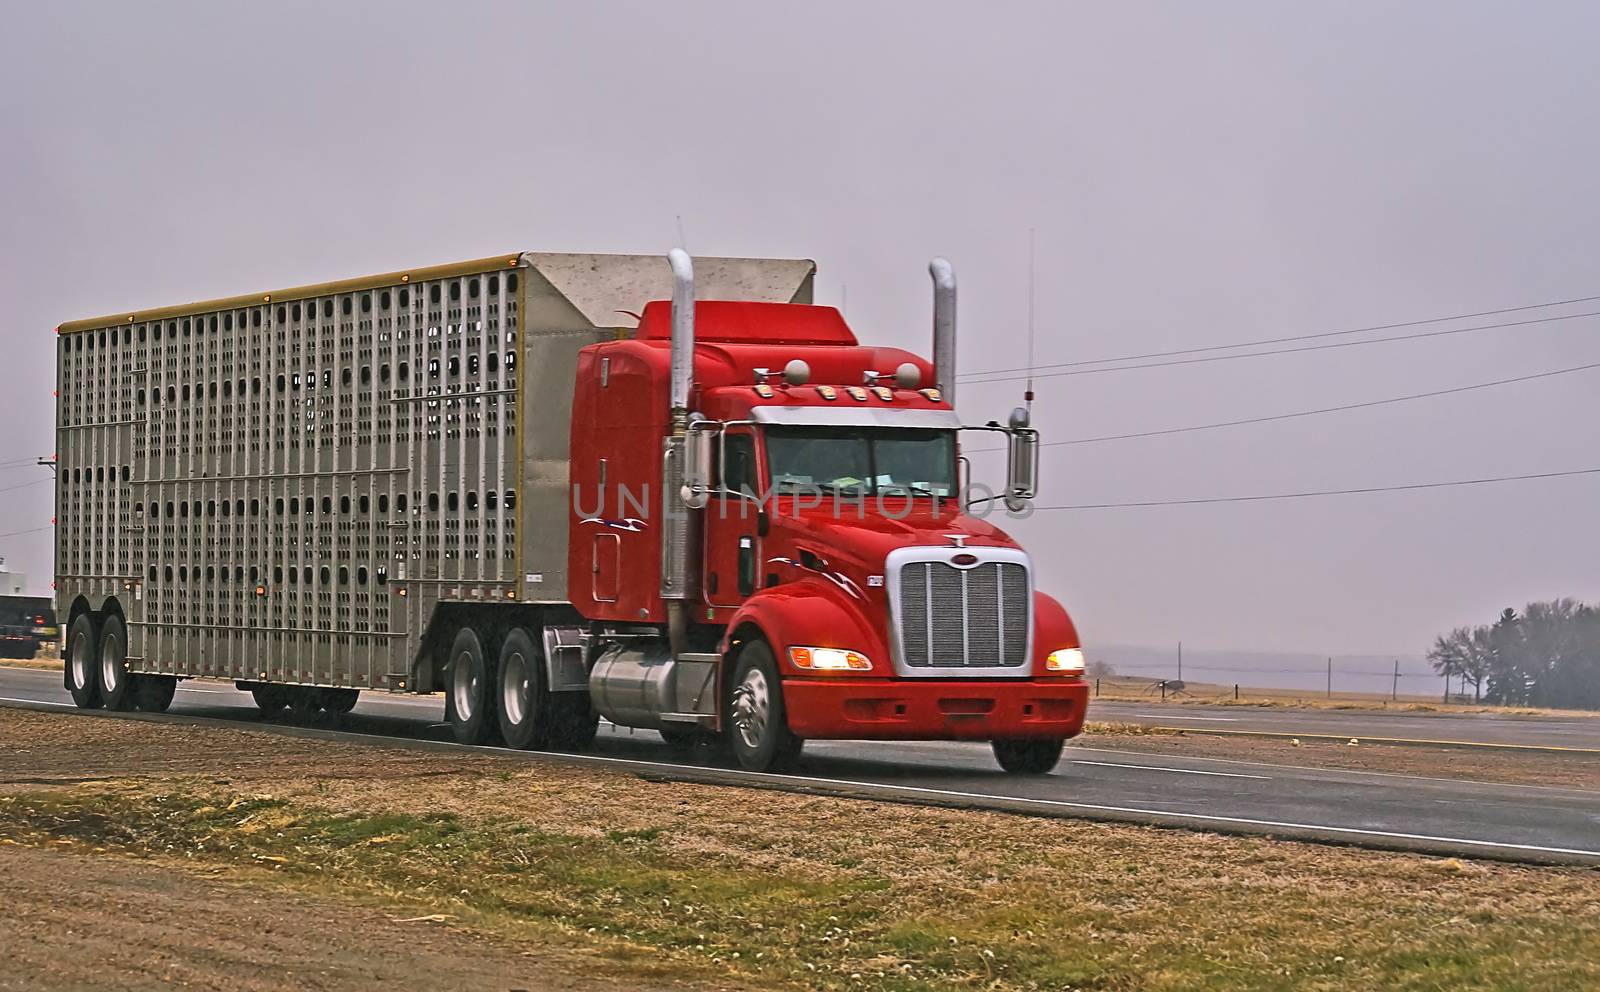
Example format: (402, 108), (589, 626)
(56, 253), (523, 334)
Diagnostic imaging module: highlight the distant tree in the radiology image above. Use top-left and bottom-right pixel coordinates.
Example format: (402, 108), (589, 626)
(1086, 659), (1117, 679)
(1433, 600), (1600, 710)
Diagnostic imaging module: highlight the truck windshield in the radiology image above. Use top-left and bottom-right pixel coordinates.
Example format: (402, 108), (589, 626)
(763, 427), (956, 497)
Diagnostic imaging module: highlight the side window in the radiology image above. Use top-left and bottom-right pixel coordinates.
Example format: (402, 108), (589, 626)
(720, 433), (756, 495)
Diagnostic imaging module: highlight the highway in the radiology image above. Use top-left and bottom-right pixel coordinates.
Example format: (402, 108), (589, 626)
(1090, 700), (1600, 748)
(3, 665), (1597, 866)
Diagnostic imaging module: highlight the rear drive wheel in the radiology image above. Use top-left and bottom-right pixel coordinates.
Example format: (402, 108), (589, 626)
(991, 738), (1065, 775)
(545, 693), (599, 751)
(131, 675), (177, 713)
(251, 684), (290, 715)
(496, 628), (549, 750)
(288, 686), (323, 721)
(725, 640), (803, 773)
(321, 688), (359, 714)
(98, 615), (134, 712)
(67, 613), (101, 709)
(447, 627), (495, 745)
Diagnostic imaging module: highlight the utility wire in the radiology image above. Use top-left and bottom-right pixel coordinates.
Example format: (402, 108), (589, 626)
(962, 291), (1600, 379)
(0, 478), (51, 496)
(0, 524), (51, 539)
(961, 309), (1600, 384)
(1028, 467), (1600, 511)
(965, 359), (1600, 451)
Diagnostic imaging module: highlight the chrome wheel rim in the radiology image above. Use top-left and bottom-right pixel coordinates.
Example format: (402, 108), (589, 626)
(731, 666), (771, 750)
(70, 632), (91, 690)
(501, 650), (529, 726)
(100, 634), (122, 695)
(451, 651), (479, 722)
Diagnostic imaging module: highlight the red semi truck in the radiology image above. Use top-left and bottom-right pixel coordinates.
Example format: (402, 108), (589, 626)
(54, 250), (1087, 773)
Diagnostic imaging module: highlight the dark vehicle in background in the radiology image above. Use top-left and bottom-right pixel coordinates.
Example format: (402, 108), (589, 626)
(0, 595), (58, 659)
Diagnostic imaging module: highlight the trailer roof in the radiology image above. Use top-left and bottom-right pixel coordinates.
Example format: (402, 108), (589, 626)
(56, 251), (818, 336)
(56, 253), (524, 335)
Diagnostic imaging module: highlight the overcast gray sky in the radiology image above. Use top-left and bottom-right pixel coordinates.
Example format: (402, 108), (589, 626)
(4, 0), (1598, 657)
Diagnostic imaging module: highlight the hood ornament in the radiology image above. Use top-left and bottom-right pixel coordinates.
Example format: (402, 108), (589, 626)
(945, 534), (967, 548)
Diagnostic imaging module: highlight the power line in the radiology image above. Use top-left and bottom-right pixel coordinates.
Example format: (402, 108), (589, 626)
(0, 524), (51, 540)
(966, 359), (1600, 451)
(962, 291), (1600, 379)
(1028, 467), (1600, 511)
(960, 309), (1600, 384)
(0, 478), (51, 496)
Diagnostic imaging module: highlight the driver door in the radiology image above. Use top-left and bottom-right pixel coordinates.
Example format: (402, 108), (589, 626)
(702, 429), (762, 613)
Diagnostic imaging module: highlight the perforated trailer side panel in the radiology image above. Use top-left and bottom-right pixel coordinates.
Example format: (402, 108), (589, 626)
(55, 262), (524, 689)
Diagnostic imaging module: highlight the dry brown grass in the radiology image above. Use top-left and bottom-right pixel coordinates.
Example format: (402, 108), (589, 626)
(2, 708), (1598, 991)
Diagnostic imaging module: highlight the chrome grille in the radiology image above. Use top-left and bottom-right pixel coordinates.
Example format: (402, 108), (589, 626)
(896, 559), (1030, 668)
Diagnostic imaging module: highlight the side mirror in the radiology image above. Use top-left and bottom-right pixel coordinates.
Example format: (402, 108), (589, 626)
(682, 427), (714, 509)
(1004, 429), (1038, 511)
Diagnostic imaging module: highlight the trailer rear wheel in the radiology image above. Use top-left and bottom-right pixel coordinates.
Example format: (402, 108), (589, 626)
(447, 627), (495, 745)
(97, 615), (134, 712)
(495, 628), (549, 750)
(726, 639), (803, 773)
(321, 688), (359, 714)
(67, 613), (101, 709)
(131, 675), (177, 713)
(990, 738), (1064, 775)
(251, 685), (290, 715)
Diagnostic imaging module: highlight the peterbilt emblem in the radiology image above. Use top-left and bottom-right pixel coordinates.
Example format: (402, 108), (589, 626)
(950, 553), (979, 567)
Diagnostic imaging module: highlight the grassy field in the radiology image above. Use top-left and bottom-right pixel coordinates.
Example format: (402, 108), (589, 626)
(1089, 675), (1597, 716)
(3, 708), (1597, 991)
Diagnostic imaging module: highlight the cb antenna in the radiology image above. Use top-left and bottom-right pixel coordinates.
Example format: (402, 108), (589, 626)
(1025, 227), (1037, 417)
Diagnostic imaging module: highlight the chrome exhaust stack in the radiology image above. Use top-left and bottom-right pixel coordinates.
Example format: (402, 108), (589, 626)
(660, 249), (699, 626)
(929, 257), (957, 406)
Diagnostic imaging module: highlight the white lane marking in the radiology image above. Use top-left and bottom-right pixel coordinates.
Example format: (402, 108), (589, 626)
(1131, 713), (1239, 722)
(0, 696), (73, 708)
(1071, 759), (1270, 780)
(5, 696), (1596, 860)
(176, 687), (227, 694)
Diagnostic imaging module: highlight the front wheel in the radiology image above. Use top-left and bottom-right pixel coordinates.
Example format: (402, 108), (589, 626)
(991, 738), (1065, 775)
(725, 640), (803, 773)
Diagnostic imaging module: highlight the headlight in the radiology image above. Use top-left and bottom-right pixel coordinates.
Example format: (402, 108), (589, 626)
(1045, 647), (1086, 674)
(789, 646), (872, 671)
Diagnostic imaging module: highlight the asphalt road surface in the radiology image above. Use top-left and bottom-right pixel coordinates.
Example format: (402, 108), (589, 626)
(1090, 700), (1600, 748)
(3, 665), (1597, 866)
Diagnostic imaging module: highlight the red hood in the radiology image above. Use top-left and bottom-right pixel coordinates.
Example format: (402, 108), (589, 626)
(766, 500), (1023, 573)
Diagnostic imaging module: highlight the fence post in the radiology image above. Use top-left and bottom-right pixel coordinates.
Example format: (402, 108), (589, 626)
(1095, 678), (1100, 697)
(1233, 683), (1239, 701)
(1392, 659), (1399, 701)
(1327, 657), (1332, 699)
(1160, 680), (1167, 701)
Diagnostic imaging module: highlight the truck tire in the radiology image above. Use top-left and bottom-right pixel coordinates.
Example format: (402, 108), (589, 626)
(991, 738), (1065, 775)
(131, 675), (177, 713)
(321, 688), (359, 714)
(251, 684), (290, 715)
(545, 693), (599, 751)
(447, 627), (495, 745)
(495, 628), (549, 750)
(97, 615), (135, 712)
(288, 686), (323, 721)
(66, 613), (101, 709)
(725, 639), (803, 773)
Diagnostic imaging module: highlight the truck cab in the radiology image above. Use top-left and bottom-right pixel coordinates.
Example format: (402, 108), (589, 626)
(566, 261), (1088, 773)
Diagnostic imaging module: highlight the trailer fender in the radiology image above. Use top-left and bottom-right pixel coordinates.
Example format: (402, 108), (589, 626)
(719, 577), (890, 679)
